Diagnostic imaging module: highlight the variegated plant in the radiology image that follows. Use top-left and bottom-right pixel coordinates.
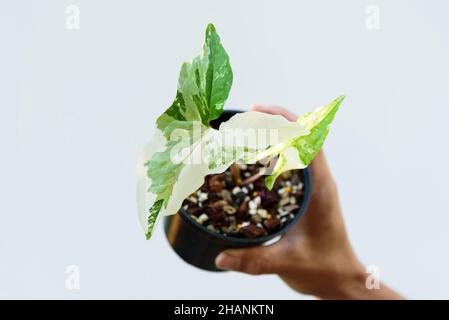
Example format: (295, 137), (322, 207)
(137, 24), (344, 239)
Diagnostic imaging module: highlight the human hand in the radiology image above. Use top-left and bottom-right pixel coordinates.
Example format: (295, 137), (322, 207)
(215, 104), (402, 300)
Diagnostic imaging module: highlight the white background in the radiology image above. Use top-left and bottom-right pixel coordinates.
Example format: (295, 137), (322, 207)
(1, 0), (448, 299)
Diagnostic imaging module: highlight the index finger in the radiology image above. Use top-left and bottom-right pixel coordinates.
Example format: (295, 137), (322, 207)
(251, 104), (297, 122)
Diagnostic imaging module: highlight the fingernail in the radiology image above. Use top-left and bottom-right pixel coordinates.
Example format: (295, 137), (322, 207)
(215, 253), (240, 270)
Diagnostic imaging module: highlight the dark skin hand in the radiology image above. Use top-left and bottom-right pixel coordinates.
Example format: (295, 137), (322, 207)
(215, 105), (402, 300)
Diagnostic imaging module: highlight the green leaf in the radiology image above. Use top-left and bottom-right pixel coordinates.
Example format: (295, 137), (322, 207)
(156, 23), (233, 133)
(146, 199), (164, 240)
(263, 95), (345, 189)
(138, 24), (234, 239)
(293, 95), (345, 165)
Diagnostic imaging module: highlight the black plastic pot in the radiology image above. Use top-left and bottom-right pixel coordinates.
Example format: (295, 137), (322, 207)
(163, 110), (313, 271)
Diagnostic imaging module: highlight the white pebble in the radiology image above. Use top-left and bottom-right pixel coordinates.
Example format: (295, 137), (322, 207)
(244, 172), (251, 177)
(242, 187), (249, 194)
(248, 183), (254, 190)
(285, 181), (292, 187)
(241, 221), (250, 227)
(290, 197), (297, 205)
(249, 209), (257, 215)
(232, 186), (242, 195)
(281, 217), (287, 223)
(188, 196), (197, 203)
(278, 208), (289, 217)
(280, 197), (290, 206)
(257, 209), (268, 219)
(298, 182), (304, 190)
(249, 201), (257, 210)
(197, 213), (209, 224)
(254, 196), (261, 206)
(277, 188), (285, 195)
(198, 192), (208, 203)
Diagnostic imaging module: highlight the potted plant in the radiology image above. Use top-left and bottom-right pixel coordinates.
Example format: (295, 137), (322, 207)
(136, 24), (344, 271)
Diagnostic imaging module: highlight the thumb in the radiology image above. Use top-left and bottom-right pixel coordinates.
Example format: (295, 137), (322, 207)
(215, 245), (280, 275)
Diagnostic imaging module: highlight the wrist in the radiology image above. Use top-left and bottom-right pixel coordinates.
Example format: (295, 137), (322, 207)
(317, 262), (366, 300)
(317, 262), (403, 300)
